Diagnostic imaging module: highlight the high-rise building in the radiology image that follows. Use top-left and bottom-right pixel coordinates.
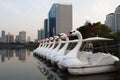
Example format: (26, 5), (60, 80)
(38, 30), (41, 40)
(56, 3), (72, 35)
(15, 35), (19, 42)
(38, 29), (44, 40)
(0, 31), (14, 43)
(2, 30), (5, 37)
(48, 3), (72, 37)
(19, 31), (26, 43)
(44, 19), (48, 38)
(5, 32), (14, 43)
(115, 5), (120, 32)
(48, 4), (57, 37)
(105, 5), (120, 32)
(0, 30), (6, 42)
(105, 13), (115, 32)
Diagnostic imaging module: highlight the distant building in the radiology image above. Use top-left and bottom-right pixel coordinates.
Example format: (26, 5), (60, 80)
(105, 5), (120, 32)
(48, 3), (72, 37)
(0, 30), (6, 43)
(38, 29), (44, 40)
(0, 37), (2, 42)
(5, 33), (14, 43)
(0, 37), (6, 43)
(105, 13), (115, 32)
(0, 31), (14, 43)
(115, 5), (120, 31)
(48, 4), (57, 37)
(15, 35), (19, 42)
(2, 30), (5, 37)
(38, 30), (41, 40)
(44, 19), (48, 38)
(19, 31), (26, 43)
(27, 36), (31, 42)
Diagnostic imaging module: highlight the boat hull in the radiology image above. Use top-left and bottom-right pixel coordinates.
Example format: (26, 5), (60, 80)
(68, 64), (116, 75)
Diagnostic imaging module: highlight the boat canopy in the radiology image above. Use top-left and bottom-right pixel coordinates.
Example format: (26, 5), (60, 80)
(83, 37), (113, 42)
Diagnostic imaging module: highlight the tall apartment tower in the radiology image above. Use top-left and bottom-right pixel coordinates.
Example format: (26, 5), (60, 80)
(19, 31), (26, 43)
(105, 5), (120, 32)
(48, 3), (72, 37)
(105, 13), (115, 32)
(44, 19), (48, 38)
(115, 5), (120, 32)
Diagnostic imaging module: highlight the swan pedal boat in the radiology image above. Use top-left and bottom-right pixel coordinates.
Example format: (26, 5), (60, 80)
(62, 52), (119, 75)
(33, 30), (119, 75)
(57, 30), (119, 75)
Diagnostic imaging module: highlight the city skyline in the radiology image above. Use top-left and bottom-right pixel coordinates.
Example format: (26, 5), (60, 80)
(0, 30), (31, 43)
(0, 0), (120, 40)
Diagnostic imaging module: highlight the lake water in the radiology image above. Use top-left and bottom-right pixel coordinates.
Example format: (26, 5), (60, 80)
(0, 49), (120, 80)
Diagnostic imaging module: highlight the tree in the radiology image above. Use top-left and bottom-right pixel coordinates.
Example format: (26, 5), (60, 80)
(77, 22), (112, 39)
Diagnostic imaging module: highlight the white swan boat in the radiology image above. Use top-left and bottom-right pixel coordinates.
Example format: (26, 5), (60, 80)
(45, 36), (58, 60)
(33, 29), (119, 75)
(37, 39), (46, 56)
(49, 36), (62, 63)
(51, 33), (70, 64)
(42, 37), (54, 59)
(58, 30), (119, 75)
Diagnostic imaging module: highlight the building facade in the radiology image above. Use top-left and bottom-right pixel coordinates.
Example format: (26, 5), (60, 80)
(19, 31), (26, 43)
(44, 19), (48, 38)
(15, 35), (19, 42)
(38, 29), (44, 40)
(0, 32), (14, 43)
(48, 4), (57, 37)
(105, 5), (120, 32)
(38, 30), (41, 40)
(0, 30), (6, 43)
(115, 5), (120, 32)
(48, 3), (72, 37)
(2, 30), (5, 37)
(105, 13), (116, 32)
(5, 33), (14, 43)
(0, 37), (5, 43)
(27, 36), (31, 42)
(56, 3), (72, 35)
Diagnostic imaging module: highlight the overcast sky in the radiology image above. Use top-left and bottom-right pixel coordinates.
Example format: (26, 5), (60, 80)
(0, 0), (120, 40)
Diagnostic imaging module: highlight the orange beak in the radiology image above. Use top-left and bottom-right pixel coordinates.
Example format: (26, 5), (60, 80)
(67, 34), (73, 38)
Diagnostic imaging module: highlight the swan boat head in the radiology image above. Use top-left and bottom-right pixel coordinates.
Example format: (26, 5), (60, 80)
(65, 30), (83, 57)
(53, 33), (69, 62)
(46, 35), (59, 60)
(58, 30), (83, 68)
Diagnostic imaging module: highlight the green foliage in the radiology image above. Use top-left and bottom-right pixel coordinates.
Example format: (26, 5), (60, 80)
(77, 22), (112, 39)
(76, 22), (120, 55)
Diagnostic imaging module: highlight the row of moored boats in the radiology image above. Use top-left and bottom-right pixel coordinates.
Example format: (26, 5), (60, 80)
(33, 30), (119, 75)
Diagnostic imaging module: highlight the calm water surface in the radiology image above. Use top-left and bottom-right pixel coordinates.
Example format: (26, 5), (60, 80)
(0, 49), (120, 80)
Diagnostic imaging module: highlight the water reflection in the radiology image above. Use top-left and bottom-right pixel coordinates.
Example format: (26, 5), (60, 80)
(34, 57), (67, 80)
(0, 49), (46, 80)
(0, 49), (30, 63)
(34, 55), (120, 80)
